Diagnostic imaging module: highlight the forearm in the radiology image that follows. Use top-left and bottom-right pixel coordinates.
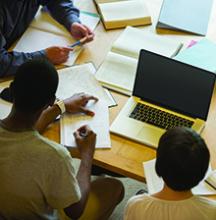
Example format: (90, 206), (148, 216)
(0, 49), (46, 77)
(64, 154), (93, 219)
(35, 104), (61, 133)
(45, 0), (80, 31)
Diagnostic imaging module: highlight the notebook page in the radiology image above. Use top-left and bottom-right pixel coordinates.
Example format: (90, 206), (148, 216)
(95, 51), (137, 95)
(111, 26), (183, 59)
(60, 100), (111, 148)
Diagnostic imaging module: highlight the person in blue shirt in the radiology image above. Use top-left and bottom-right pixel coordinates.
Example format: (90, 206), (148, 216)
(0, 0), (94, 77)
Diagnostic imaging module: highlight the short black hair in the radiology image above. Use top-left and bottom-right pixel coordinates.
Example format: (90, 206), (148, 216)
(155, 127), (209, 191)
(12, 59), (58, 113)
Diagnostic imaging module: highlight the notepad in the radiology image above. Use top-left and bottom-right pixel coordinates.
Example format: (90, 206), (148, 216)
(95, 26), (183, 95)
(94, 0), (151, 29)
(143, 159), (216, 195)
(156, 0), (213, 36)
(14, 9), (100, 66)
(174, 39), (216, 73)
(57, 63), (111, 148)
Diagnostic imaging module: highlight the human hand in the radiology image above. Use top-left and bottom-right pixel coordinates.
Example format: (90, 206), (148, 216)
(74, 125), (96, 158)
(45, 46), (73, 64)
(70, 22), (94, 43)
(63, 93), (98, 116)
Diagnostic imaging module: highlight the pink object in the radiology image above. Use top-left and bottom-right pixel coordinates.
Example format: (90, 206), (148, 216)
(187, 40), (197, 48)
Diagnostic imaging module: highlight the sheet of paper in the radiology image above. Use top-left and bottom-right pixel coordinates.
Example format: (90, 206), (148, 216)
(60, 100), (111, 148)
(143, 159), (216, 195)
(14, 27), (82, 66)
(95, 51), (137, 95)
(56, 63), (113, 105)
(0, 81), (12, 120)
(14, 9), (100, 66)
(56, 63), (111, 148)
(112, 26), (183, 59)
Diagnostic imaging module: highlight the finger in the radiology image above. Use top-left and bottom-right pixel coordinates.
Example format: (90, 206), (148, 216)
(73, 130), (81, 139)
(83, 25), (94, 35)
(80, 106), (95, 116)
(61, 47), (74, 52)
(82, 95), (99, 102)
(77, 125), (93, 136)
(77, 25), (88, 37)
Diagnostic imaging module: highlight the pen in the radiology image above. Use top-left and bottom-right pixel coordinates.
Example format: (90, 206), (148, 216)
(69, 37), (88, 48)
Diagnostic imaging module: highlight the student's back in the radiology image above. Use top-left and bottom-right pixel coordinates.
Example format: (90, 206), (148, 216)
(124, 127), (216, 220)
(124, 194), (216, 220)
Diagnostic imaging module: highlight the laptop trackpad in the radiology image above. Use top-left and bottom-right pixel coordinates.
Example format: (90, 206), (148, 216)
(137, 125), (165, 147)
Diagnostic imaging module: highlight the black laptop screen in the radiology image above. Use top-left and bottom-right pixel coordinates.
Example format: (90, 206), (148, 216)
(133, 49), (215, 120)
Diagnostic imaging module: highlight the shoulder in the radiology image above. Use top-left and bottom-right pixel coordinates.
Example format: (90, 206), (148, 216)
(33, 132), (72, 161)
(126, 194), (153, 209)
(193, 196), (216, 207)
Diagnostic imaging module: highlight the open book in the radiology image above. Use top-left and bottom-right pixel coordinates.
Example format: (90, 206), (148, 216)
(57, 63), (111, 148)
(156, 0), (213, 36)
(143, 159), (216, 195)
(14, 9), (100, 66)
(95, 26), (183, 95)
(94, 0), (151, 29)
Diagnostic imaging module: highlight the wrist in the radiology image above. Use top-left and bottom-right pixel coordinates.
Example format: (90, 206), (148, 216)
(54, 99), (66, 114)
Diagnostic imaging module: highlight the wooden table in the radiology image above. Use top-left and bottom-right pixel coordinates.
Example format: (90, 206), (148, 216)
(44, 0), (216, 182)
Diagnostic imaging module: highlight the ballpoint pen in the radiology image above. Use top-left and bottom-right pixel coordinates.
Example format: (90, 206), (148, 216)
(69, 36), (88, 48)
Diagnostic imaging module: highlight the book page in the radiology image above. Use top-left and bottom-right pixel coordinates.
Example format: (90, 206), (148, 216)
(95, 51), (137, 95)
(98, 0), (150, 22)
(60, 100), (111, 148)
(143, 159), (216, 195)
(111, 26), (183, 59)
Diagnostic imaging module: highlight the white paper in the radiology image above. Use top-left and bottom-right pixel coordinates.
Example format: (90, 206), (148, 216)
(61, 100), (111, 148)
(0, 81), (12, 120)
(143, 159), (216, 195)
(112, 26), (183, 58)
(56, 63), (112, 105)
(14, 9), (100, 66)
(56, 63), (111, 148)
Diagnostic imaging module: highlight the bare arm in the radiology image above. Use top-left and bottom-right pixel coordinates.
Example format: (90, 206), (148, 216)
(35, 93), (98, 133)
(64, 125), (96, 219)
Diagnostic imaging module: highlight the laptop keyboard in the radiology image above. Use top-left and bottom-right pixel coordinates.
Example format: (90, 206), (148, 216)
(129, 103), (194, 130)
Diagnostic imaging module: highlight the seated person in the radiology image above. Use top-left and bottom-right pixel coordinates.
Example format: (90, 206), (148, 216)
(124, 127), (216, 220)
(0, 59), (124, 220)
(0, 0), (94, 77)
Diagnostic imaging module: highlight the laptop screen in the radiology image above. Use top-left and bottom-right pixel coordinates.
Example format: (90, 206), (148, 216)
(133, 49), (215, 120)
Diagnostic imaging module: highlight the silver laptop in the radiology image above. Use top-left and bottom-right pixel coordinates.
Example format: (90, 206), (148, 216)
(110, 49), (215, 148)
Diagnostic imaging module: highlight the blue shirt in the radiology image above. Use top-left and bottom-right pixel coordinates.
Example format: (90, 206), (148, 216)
(0, 0), (80, 77)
